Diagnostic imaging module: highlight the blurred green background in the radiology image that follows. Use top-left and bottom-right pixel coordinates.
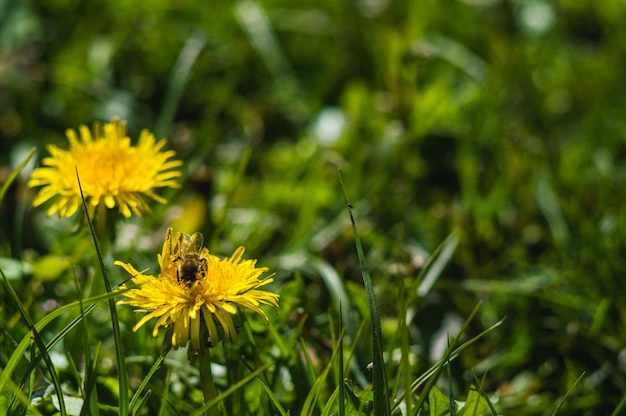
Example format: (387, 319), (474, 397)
(2, 0), (626, 414)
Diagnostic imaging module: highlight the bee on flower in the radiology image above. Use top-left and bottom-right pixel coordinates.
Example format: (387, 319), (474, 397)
(116, 228), (279, 351)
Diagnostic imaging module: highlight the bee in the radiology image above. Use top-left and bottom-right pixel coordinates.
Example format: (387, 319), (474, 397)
(175, 232), (207, 284)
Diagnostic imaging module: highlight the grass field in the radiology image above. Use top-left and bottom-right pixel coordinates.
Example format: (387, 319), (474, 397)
(2, 1), (626, 415)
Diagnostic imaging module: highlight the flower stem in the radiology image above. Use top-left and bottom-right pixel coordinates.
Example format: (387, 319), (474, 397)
(199, 347), (219, 416)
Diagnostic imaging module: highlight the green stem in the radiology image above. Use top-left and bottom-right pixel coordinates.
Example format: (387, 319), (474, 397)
(199, 347), (219, 416)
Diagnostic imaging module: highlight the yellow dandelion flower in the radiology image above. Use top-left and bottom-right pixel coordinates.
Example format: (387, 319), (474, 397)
(116, 228), (279, 350)
(28, 117), (183, 218)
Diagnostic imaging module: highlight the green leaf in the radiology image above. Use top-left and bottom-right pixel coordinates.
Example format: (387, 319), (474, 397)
(31, 254), (69, 281)
(458, 387), (490, 416)
(51, 394), (84, 416)
(429, 386), (455, 416)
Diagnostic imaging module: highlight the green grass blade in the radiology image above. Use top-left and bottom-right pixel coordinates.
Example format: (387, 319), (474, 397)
(251, 373), (289, 416)
(20, 292), (114, 389)
(80, 342), (101, 416)
(414, 231), (459, 299)
(339, 171), (390, 416)
(390, 279), (413, 415)
(73, 266), (100, 416)
(132, 390), (152, 416)
(128, 352), (167, 413)
(1, 291), (111, 395)
(447, 350), (456, 416)
(1, 267), (67, 415)
(321, 385), (341, 416)
(339, 304), (345, 416)
(157, 366), (171, 416)
(470, 372), (497, 416)
(235, 0), (299, 88)
(190, 362), (272, 416)
(156, 30), (207, 138)
(611, 394), (626, 416)
(0, 375), (44, 416)
(309, 257), (354, 338)
(276, 255), (367, 388)
(301, 336), (343, 416)
(411, 303), (495, 412)
(75, 167), (129, 415)
(534, 173), (570, 249)
(300, 336), (320, 394)
(551, 372), (584, 416)
(0, 146), (36, 205)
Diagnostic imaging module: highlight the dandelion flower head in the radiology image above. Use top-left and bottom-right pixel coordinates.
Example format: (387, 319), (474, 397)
(28, 117), (183, 218)
(116, 228), (279, 350)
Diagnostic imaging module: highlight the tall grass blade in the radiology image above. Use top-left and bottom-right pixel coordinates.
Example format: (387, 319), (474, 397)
(1, 292), (111, 396)
(156, 31), (207, 138)
(129, 352), (166, 413)
(470, 372), (497, 416)
(133, 390), (152, 416)
(551, 372), (584, 416)
(534, 173), (570, 249)
(250, 374), (289, 416)
(338, 171), (390, 416)
(301, 335), (343, 416)
(339, 304), (345, 416)
(447, 350), (456, 416)
(396, 281), (413, 416)
(276, 254), (367, 387)
(1, 376), (43, 416)
(309, 256), (369, 387)
(0, 146), (36, 205)
(321, 386), (341, 416)
(0, 267), (67, 415)
(412, 303), (489, 412)
(73, 266), (99, 416)
(19, 292), (112, 390)
(611, 394), (626, 416)
(415, 231), (458, 299)
(75, 167), (129, 415)
(235, 0), (299, 88)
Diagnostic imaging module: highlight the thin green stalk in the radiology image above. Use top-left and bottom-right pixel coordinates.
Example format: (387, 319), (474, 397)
(199, 347), (219, 416)
(129, 351), (167, 413)
(338, 170), (390, 416)
(338, 304), (345, 416)
(74, 265), (99, 416)
(75, 167), (129, 415)
(611, 394), (626, 416)
(552, 372), (585, 416)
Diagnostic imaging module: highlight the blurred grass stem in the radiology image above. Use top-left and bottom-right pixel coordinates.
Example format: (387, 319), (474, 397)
(199, 347), (219, 416)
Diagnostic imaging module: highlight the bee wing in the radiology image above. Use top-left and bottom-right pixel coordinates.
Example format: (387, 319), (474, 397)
(190, 232), (203, 252)
(181, 232), (204, 254)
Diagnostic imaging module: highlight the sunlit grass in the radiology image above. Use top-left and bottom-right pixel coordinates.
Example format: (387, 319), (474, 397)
(3, 0), (626, 414)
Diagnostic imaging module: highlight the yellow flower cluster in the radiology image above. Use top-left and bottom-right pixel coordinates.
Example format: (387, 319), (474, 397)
(29, 118), (279, 351)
